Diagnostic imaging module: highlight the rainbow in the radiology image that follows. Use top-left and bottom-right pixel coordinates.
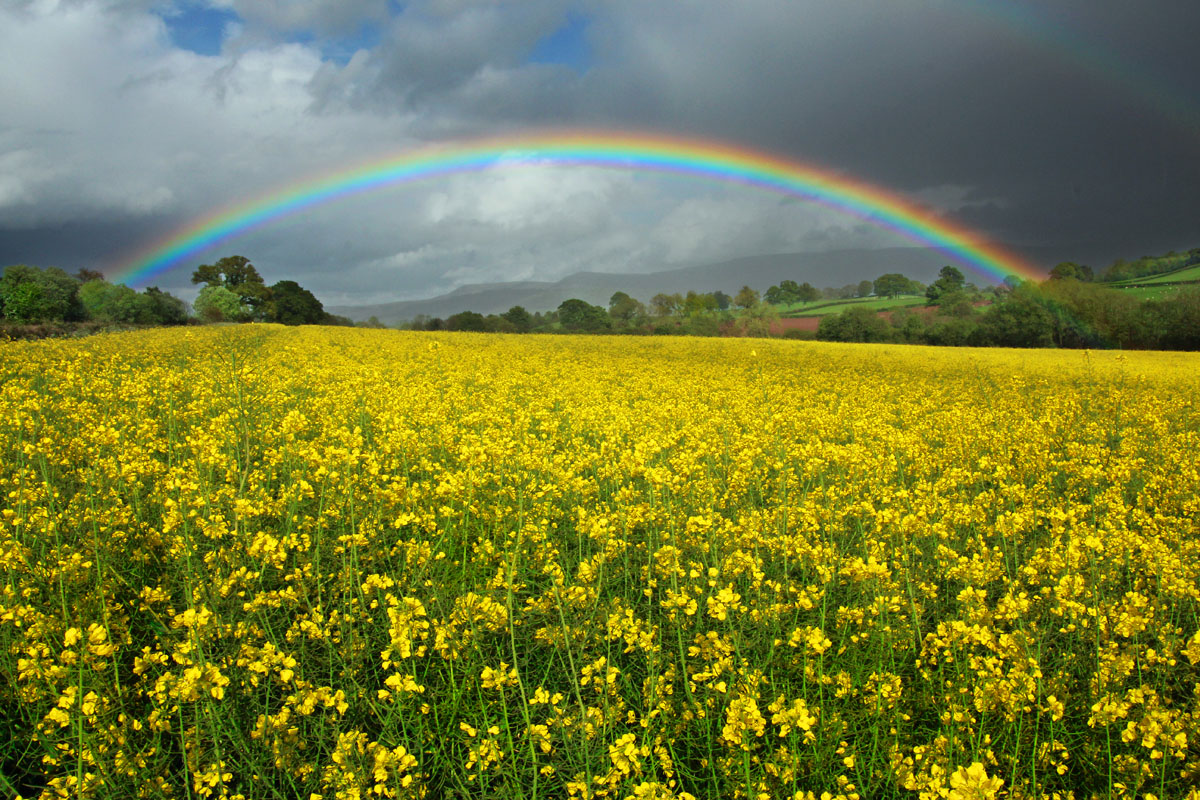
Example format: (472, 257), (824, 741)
(108, 130), (1045, 287)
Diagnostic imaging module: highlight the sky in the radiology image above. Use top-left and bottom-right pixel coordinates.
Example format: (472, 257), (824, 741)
(1, 0), (1198, 306)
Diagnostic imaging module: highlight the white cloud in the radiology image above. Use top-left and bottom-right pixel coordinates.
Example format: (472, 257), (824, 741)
(209, 0), (389, 36)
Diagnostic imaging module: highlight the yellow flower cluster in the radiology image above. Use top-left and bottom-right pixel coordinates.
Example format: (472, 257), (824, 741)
(1, 325), (1199, 799)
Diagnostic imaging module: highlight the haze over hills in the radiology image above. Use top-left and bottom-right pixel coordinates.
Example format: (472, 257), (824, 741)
(328, 247), (989, 324)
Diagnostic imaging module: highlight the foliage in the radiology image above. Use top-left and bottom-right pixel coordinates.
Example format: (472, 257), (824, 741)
(557, 298), (610, 332)
(730, 300), (777, 337)
(816, 305), (890, 342)
(141, 286), (190, 325)
(873, 273), (915, 299)
(608, 291), (642, 322)
(192, 255), (271, 318)
(446, 310), (489, 332)
(0, 265), (82, 323)
(733, 285), (760, 309)
(1048, 261), (1094, 281)
(925, 265), (966, 305)
(501, 306), (533, 333)
(1, 327), (1198, 799)
(78, 280), (154, 324)
(650, 292), (682, 317)
(1101, 247), (1200, 283)
(971, 284), (1056, 347)
(268, 280), (326, 325)
(193, 284), (249, 322)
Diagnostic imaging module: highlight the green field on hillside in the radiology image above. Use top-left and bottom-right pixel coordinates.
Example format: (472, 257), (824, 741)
(1132, 264), (1200, 284)
(783, 294), (927, 317)
(1108, 263), (1200, 286)
(1113, 284), (1183, 301)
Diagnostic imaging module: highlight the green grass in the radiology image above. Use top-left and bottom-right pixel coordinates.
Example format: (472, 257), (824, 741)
(781, 295), (927, 318)
(1113, 284), (1182, 300)
(1107, 263), (1200, 286)
(1132, 263), (1200, 284)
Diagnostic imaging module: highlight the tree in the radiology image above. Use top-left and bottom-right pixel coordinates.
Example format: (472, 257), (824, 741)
(926, 265), (967, 305)
(796, 282), (820, 305)
(733, 300), (779, 337)
(74, 268), (105, 283)
(856, 280), (874, 298)
(557, 298), (609, 332)
(192, 255), (271, 318)
(0, 265), (82, 323)
(609, 291), (642, 322)
(889, 307), (927, 343)
(142, 287), (189, 325)
(711, 290), (732, 311)
(734, 285), (760, 309)
(974, 285), (1056, 347)
(193, 285), (248, 322)
(268, 280), (325, 325)
(816, 306), (889, 342)
(650, 293), (680, 317)
(874, 273), (912, 299)
(683, 290), (716, 315)
(79, 280), (152, 323)
(1049, 262), (1094, 282)
(501, 305), (533, 332)
(446, 311), (488, 332)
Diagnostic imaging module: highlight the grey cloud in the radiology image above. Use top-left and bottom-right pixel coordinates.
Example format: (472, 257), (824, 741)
(3, 0), (1199, 306)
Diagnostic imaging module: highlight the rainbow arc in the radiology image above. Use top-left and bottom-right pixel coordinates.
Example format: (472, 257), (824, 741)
(109, 131), (1045, 287)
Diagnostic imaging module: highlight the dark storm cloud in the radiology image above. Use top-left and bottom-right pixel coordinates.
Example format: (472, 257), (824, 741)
(2, 0), (1198, 304)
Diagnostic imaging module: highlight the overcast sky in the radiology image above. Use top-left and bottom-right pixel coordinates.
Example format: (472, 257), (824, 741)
(2, 0), (1198, 305)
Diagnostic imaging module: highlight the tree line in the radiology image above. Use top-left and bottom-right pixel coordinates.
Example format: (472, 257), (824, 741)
(6, 245), (1197, 348)
(0, 256), (352, 333)
(817, 263), (1200, 350)
(403, 286), (779, 337)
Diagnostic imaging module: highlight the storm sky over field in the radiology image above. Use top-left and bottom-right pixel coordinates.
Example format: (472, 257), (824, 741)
(1, 0), (1198, 304)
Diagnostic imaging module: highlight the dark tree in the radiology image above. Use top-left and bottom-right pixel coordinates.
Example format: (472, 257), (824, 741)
(142, 287), (189, 325)
(926, 265), (967, 305)
(608, 291), (641, 322)
(873, 273), (912, 299)
(796, 282), (820, 304)
(816, 306), (890, 342)
(501, 305), (533, 332)
(974, 285), (1056, 347)
(446, 311), (489, 332)
(268, 280), (325, 325)
(557, 298), (610, 331)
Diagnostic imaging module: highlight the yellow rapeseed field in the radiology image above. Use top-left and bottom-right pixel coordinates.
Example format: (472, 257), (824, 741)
(1, 326), (1198, 800)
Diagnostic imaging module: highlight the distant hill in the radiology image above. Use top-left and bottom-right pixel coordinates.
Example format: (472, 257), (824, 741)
(328, 247), (1005, 324)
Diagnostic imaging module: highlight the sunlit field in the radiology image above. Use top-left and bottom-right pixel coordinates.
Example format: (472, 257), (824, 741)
(2, 327), (1199, 800)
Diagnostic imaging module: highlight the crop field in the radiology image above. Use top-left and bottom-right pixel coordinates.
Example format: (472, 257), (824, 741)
(2, 327), (1199, 800)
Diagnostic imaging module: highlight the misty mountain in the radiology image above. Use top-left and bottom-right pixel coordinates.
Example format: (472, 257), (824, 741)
(327, 247), (1018, 324)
